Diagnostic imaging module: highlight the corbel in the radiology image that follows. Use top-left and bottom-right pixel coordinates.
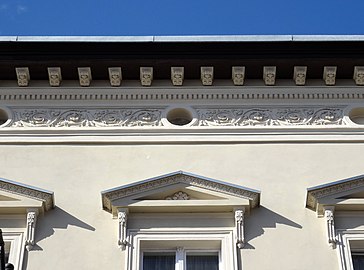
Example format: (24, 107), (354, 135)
(117, 208), (129, 250)
(171, 67), (184, 86)
(201, 66), (214, 86)
(108, 67), (122, 87)
(78, 67), (92, 87)
(323, 66), (337, 86)
(293, 66), (307, 86)
(15, 67), (30, 87)
(263, 66), (276, 86)
(324, 206), (337, 248)
(140, 67), (153, 86)
(232, 66), (245, 86)
(48, 67), (62, 87)
(25, 208), (39, 251)
(354, 66), (364, 85)
(234, 208), (245, 249)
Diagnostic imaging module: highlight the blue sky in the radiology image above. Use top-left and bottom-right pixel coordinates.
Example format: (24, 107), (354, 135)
(0, 0), (364, 36)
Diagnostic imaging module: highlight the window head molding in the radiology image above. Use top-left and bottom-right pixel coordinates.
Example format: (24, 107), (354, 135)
(306, 174), (364, 249)
(306, 174), (364, 216)
(0, 177), (54, 213)
(101, 171), (261, 252)
(101, 171), (260, 216)
(0, 178), (55, 251)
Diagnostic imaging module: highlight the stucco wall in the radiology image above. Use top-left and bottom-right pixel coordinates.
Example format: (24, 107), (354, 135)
(0, 143), (363, 269)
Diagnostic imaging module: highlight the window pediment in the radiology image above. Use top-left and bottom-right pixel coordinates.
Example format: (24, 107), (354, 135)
(0, 177), (54, 213)
(0, 177), (55, 253)
(101, 171), (260, 216)
(306, 174), (364, 251)
(102, 171), (261, 257)
(306, 174), (364, 215)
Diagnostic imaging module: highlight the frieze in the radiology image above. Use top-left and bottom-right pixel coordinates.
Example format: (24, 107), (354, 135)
(2, 106), (347, 128)
(196, 108), (344, 126)
(10, 109), (163, 128)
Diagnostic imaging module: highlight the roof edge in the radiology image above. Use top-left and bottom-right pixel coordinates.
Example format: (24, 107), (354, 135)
(1, 35), (364, 43)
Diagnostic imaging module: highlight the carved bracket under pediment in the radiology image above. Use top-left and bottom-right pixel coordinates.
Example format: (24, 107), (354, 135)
(324, 206), (337, 249)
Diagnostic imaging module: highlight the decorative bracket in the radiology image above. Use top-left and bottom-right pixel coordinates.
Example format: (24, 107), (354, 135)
(117, 208), (129, 250)
(15, 67), (30, 87)
(324, 206), (336, 249)
(234, 208), (245, 249)
(25, 208), (38, 251)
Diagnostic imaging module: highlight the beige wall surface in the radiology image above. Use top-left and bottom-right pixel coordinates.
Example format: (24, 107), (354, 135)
(1, 143), (363, 269)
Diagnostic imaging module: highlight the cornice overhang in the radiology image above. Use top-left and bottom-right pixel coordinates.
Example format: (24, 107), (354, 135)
(1, 35), (364, 80)
(0, 177), (54, 212)
(101, 171), (260, 216)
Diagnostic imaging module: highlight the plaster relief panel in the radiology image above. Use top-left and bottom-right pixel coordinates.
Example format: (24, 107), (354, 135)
(1, 106), (348, 128)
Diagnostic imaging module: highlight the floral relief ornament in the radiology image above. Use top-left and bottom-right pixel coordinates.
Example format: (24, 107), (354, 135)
(5, 106), (345, 128)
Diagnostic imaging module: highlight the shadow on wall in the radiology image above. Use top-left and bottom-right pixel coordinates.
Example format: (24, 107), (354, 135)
(244, 206), (302, 249)
(36, 206), (96, 245)
(22, 207), (95, 269)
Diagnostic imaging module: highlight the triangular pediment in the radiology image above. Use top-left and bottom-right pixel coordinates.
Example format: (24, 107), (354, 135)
(306, 174), (364, 215)
(0, 177), (54, 213)
(102, 171), (260, 216)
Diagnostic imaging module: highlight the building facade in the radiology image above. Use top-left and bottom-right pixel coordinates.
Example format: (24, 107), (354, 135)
(0, 36), (364, 269)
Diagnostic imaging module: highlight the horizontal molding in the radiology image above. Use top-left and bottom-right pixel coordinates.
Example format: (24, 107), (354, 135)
(2, 131), (364, 144)
(0, 86), (364, 102)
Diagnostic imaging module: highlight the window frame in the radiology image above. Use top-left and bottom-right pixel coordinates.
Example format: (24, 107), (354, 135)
(338, 230), (364, 270)
(126, 229), (237, 270)
(1, 230), (25, 270)
(141, 249), (221, 270)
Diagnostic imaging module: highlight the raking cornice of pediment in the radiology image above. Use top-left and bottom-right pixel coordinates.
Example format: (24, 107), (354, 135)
(0, 177), (54, 213)
(101, 171), (260, 216)
(306, 174), (364, 216)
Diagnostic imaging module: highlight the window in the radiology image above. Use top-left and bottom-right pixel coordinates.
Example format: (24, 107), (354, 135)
(0, 178), (55, 270)
(352, 253), (364, 270)
(126, 229), (236, 270)
(142, 251), (219, 270)
(101, 172), (261, 270)
(142, 252), (175, 270)
(0, 232), (25, 270)
(306, 175), (364, 270)
(338, 231), (364, 270)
